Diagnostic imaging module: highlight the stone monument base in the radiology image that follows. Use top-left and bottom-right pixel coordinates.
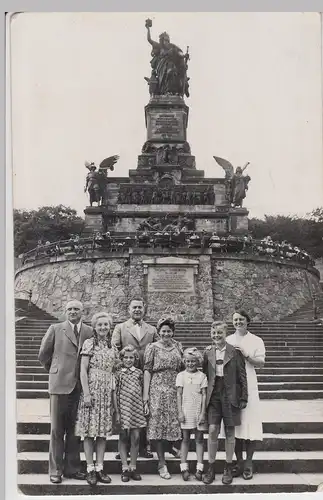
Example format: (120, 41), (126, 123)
(14, 247), (321, 323)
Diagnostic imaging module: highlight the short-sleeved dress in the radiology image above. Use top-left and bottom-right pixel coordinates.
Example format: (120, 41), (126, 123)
(144, 342), (182, 441)
(176, 370), (208, 431)
(226, 331), (266, 441)
(115, 366), (147, 430)
(75, 337), (119, 438)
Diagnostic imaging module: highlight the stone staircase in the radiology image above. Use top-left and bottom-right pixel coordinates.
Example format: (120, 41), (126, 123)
(15, 315), (323, 494)
(283, 295), (323, 322)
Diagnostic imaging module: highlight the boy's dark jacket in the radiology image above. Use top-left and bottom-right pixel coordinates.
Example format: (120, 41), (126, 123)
(203, 342), (248, 408)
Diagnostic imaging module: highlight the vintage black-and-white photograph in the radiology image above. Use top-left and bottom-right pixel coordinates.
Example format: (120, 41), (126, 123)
(9, 11), (323, 495)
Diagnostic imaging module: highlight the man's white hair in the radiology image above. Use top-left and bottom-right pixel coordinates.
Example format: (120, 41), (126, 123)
(65, 300), (83, 311)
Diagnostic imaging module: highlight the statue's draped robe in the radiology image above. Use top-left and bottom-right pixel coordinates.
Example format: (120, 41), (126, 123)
(150, 42), (187, 96)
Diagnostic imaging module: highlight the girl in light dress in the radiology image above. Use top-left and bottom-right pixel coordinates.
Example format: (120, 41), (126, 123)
(115, 345), (147, 483)
(176, 347), (208, 481)
(226, 310), (266, 480)
(75, 312), (119, 486)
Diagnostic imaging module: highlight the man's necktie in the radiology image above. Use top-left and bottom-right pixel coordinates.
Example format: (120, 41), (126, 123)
(74, 324), (79, 342)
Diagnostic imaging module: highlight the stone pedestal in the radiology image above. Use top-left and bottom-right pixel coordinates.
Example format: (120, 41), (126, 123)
(145, 95), (189, 143)
(83, 207), (104, 235)
(82, 88), (251, 240)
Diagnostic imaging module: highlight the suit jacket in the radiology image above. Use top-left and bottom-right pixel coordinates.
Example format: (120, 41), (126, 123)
(203, 342), (248, 408)
(111, 318), (158, 369)
(38, 320), (93, 395)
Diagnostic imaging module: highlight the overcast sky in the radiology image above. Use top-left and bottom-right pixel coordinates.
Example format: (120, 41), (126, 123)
(9, 11), (323, 219)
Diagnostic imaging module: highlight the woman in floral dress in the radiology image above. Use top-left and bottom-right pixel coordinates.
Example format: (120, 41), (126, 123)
(75, 312), (119, 486)
(143, 317), (183, 479)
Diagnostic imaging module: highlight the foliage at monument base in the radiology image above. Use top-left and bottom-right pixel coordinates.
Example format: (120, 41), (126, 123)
(14, 205), (84, 257)
(249, 208), (323, 258)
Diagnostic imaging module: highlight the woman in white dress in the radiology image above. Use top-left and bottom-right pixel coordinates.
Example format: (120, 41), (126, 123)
(226, 310), (266, 480)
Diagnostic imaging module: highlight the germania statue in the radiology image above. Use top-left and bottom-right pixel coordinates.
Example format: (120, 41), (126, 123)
(144, 18), (190, 97)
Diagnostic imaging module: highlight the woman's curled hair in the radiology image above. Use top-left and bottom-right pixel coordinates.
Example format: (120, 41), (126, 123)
(156, 316), (175, 333)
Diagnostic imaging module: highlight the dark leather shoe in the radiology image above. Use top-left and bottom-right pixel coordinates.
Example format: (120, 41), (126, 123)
(130, 469), (142, 481)
(232, 461), (244, 478)
(96, 471), (111, 483)
(243, 464), (253, 480)
(181, 469), (190, 481)
(50, 475), (62, 484)
(86, 470), (97, 486)
(222, 464), (233, 485)
(64, 471), (86, 480)
(139, 450), (153, 459)
(121, 470), (131, 482)
(195, 470), (203, 481)
(203, 464), (216, 484)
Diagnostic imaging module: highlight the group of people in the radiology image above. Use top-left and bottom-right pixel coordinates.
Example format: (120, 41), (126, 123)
(38, 297), (266, 486)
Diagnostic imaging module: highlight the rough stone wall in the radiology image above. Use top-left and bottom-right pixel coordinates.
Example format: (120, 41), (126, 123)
(15, 253), (321, 322)
(211, 257), (321, 321)
(15, 258), (130, 321)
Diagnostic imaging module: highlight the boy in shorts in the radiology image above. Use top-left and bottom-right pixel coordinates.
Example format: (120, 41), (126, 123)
(202, 321), (248, 485)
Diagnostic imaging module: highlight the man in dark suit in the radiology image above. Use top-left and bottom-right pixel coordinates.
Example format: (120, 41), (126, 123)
(38, 300), (93, 483)
(202, 321), (248, 486)
(112, 296), (158, 459)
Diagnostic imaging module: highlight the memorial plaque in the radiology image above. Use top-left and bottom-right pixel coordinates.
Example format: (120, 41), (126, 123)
(147, 109), (186, 141)
(148, 265), (195, 293)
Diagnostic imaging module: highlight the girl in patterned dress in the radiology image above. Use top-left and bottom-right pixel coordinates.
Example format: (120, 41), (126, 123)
(115, 345), (147, 482)
(176, 348), (208, 481)
(143, 317), (183, 480)
(75, 312), (119, 486)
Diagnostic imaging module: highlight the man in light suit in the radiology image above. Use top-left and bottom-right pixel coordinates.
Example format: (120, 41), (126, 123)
(112, 296), (158, 459)
(38, 300), (93, 483)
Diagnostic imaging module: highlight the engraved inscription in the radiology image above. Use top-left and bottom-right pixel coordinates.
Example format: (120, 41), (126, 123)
(148, 266), (194, 293)
(148, 110), (185, 141)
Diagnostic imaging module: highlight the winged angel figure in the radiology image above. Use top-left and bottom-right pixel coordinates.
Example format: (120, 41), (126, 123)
(84, 155), (119, 206)
(213, 156), (251, 207)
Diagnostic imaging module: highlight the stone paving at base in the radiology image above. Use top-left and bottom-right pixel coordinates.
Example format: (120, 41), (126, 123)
(16, 398), (323, 423)
(17, 472), (323, 486)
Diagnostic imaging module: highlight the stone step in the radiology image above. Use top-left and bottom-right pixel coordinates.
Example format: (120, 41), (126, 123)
(15, 380), (323, 392)
(15, 323), (323, 329)
(258, 367), (323, 374)
(15, 327), (323, 333)
(14, 344), (323, 353)
(17, 433), (323, 453)
(15, 361), (323, 371)
(263, 362), (323, 367)
(17, 320), (323, 326)
(17, 473), (322, 495)
(15, 373), (323, 383)
(17, 451), (323, 474)
(16, 366), (48, 374)
(14, 351), (323, 360)
(16, 389), (323, 400)
(18, 331), (321, 337)
(17, 421), (323, 435)
(16, 361), (323, 375)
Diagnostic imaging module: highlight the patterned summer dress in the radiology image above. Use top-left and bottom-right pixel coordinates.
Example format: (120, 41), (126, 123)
(176, 370), (208, 431)
(75, 337), (119, 438)
(144, 342), (182, 441)
(115, 367), (147, 430)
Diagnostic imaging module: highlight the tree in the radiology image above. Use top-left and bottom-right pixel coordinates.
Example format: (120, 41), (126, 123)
(14, 205), (85, 257)
(249, 208), (323, 258)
